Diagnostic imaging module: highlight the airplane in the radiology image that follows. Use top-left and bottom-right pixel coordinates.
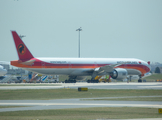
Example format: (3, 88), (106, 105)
(10, 31), (151, 83)
(0, 65), (7, 76)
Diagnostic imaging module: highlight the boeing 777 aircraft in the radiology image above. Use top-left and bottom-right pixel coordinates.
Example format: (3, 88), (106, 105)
(10, 31), (151, 83)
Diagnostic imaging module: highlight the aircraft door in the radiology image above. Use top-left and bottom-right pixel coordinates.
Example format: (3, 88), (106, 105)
(124, 63), (127, 69)
(69, 62), (71, 68)
(42, 62), (45, 68)
(94, 62), (97, 68)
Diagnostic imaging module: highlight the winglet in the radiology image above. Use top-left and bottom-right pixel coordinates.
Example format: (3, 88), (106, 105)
(11, 31), (34, 60)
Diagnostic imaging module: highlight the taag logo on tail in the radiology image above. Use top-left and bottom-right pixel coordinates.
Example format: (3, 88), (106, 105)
(11, 31), (34, 60)
(18, 44), (26, 55)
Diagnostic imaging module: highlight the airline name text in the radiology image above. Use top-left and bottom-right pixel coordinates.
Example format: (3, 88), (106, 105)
(117, 61), (139, 64)
(50, 61), (67, 64)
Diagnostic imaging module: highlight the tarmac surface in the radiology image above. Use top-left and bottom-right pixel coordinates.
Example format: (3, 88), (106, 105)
(0, 82), (162, 120)
(0, 82), (162, 90)
(0, 96), (162, 112)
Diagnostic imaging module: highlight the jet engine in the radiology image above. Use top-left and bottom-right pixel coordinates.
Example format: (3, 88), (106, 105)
(110, 68), (128, 80)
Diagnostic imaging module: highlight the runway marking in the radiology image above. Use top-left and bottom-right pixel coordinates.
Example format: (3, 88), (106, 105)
(0, 103), (161, 108)
(138, 86), (162, 88)
(0, 83), (162, 90)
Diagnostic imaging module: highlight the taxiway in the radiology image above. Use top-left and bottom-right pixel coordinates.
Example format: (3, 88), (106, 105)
(0, 82), (162, 90)
(0, 82), (162, 113)
(0, 96), (162, 112)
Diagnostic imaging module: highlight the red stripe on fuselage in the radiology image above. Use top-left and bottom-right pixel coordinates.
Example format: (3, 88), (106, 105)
(11, 58), (150, 76)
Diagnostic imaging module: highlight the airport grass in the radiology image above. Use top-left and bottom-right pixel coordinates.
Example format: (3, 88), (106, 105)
(0, 83), (61, 86)
(59, 75), (91, 82)
(0, 107), (162, 120)
(0, 106), (29, 108)
(144, 73), (162, 82)
(59, 75), (69, 82)
(89, 97), (162, 101)
(0, 89), (162, 100)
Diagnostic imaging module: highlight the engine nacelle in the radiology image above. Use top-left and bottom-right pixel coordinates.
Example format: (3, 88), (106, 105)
(110, 68), (128, 80)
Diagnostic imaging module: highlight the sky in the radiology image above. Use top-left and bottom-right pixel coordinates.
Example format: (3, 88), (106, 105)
(0, 0), (162, 63)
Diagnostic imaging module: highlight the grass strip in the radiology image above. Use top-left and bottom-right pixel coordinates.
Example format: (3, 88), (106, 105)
(88, 97), (162, 101)
(0, 83), (61, 86)
(144, 73), (162, 82)
(0, 107), (162, 120)
(0, 106), (30, 109)
(0, 89), (162, 100)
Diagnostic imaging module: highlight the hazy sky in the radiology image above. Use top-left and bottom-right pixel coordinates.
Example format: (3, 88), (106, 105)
(0, 0), (162, 63)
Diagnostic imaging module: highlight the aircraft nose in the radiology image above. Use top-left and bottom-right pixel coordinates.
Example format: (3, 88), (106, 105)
(147, 63), (151, 72)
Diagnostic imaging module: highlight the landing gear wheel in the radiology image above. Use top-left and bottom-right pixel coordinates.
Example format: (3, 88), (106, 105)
(138, 75), (142, 82)
(65, 80), (68, 83)
(74, 80), (76, 83)
(87, 79), (99, 83)
(87, 79), (90, 83)
(64, 79), (76, 83)
(138, 79), (142, 82)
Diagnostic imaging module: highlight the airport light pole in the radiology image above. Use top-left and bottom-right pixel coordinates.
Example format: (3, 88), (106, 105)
(76, 27), (82, 58)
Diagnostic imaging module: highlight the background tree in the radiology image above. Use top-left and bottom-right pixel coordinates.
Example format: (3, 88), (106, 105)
(155, 67), (161, 73)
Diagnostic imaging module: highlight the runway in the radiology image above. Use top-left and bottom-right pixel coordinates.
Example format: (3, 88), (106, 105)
(0, 82), (162, 113)
(0, 82), (162, 90)
(0, 96), (162, 112)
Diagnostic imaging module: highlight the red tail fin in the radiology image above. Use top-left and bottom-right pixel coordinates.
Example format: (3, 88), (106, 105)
(11, 31), (34, 60)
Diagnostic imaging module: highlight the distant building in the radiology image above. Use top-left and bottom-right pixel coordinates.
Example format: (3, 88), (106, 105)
(150, 62), (162, 73)
(7, 68), (25, 75)
(0, 61), (10, 70)
(160, 67), (162, 73)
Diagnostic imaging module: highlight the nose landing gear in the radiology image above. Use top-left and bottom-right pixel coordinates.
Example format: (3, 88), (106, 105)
(138, 75), (142, 82)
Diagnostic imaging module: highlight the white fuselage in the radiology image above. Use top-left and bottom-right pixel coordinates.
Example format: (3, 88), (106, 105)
(20, 58), (150, 76)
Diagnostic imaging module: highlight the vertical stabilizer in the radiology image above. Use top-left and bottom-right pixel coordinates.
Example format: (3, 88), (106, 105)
(11, 31), (34, 60)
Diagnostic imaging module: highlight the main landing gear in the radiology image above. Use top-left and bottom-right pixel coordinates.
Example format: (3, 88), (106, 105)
(138, 75), (142, 82)
(87, 79), (99, 83)
(64, 76), (77, 83)
(64, 79), (76, 83)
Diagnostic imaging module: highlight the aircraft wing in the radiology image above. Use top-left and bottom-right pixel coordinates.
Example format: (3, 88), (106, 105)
(92, 62), (129, 77)
(99, 62), (128, 73)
